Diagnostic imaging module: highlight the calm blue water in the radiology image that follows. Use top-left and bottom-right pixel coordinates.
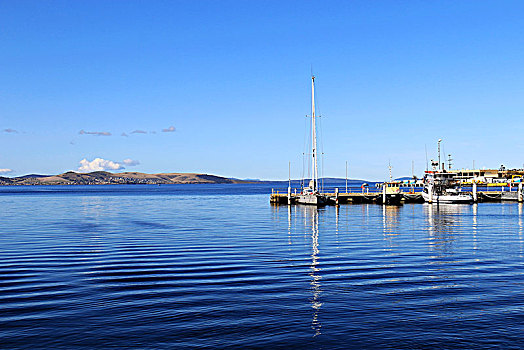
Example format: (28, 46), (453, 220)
(0, 184), (523, 349)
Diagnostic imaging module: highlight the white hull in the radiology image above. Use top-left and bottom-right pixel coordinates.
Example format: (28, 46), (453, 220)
(422, 191), (473, 204)
(297, 194), (327, 206)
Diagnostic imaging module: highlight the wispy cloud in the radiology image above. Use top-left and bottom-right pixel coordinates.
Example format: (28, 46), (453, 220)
(162, 126), (176, 133)
(122, 159), (140, 166)
(78, 158), (123, 172)
(0, 168), (12, 174)
(131, 130), (147, 134)
(3, 128), (18, 133)
(121, 132), (129, 137)
(79, 129), (112, 136)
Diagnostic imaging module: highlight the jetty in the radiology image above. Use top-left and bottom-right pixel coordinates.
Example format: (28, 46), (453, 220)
(271, 182), (524, 205)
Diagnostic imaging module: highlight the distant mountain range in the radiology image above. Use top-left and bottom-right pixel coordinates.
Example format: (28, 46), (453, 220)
(0, 171), (250, 186)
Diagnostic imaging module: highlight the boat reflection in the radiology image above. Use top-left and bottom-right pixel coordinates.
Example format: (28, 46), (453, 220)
(472, 203), (478, 252)
(519, 203), (523, 257)
(381, 205), (401, 250)
(425, 204), (468, 256)
(298, 206), (323, 337)
(381, 205), (401, 234)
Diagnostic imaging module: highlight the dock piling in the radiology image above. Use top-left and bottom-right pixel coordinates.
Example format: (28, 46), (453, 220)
(473, 182), (478, 203)
(519, 183), (523, 202)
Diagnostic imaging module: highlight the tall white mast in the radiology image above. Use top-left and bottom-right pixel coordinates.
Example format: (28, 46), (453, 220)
(311, 76), (318, 192)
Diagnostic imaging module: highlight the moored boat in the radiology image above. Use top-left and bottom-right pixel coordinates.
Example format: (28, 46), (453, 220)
(379, 182), (403, 205)
(296, 76), (327, 206)
(422, 171), (473, 204)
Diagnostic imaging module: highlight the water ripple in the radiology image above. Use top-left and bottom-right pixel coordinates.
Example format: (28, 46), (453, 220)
(0, 191), (523, 349)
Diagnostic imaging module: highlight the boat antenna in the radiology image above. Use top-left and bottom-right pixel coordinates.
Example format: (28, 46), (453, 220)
(442, 145), (446, 171)
(345, 161), (348, 194)
(388, 160), (393, 182)
(438, 139), (442, 171)
(288, 161), (291, 189)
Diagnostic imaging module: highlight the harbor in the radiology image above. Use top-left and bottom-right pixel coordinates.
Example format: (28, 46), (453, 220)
(271, 165), (524, 205)
(272, 76), (524, 206)
(271, 182), (524, 205)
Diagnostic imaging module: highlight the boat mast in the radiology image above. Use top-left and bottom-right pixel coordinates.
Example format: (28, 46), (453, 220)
(311, 76), (318, 192)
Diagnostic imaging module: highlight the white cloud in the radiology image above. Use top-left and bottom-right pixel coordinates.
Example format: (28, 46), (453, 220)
(78, 158), (124, 172)
(0, 168), (12, 174)
(122, 159), (140, 166)
(121, 132), (129, 137)
(131, 130), (147, 134)
(79, 129), (111, 136)
(3, 128), (18, 133)
(162, 126), (176, 132)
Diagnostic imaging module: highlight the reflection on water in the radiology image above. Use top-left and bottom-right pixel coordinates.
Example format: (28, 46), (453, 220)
(282, 205), (324, 337)
(381, 205), (401, 251)
(472, 203), (478, 252)
(300, 206), (323, 337)
(519, 203), (524, 258)
(3, 187), (524, 349)
(381, 205), (400, 234)
(425, 204), (469, 256)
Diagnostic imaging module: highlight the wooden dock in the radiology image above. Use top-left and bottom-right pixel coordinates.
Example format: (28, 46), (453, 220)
(270, 191), (423, 205)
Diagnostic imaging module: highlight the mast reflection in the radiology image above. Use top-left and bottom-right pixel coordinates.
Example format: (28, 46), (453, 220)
(300, 206), (323, 337)
(472, 203), (478, 252)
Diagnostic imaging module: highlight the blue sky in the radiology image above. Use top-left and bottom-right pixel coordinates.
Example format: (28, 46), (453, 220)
(1, 1), (524, 180)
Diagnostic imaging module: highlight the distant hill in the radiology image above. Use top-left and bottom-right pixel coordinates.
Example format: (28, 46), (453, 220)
(0, 171), (251, 186)
(267, 178), (376, 184)
(17, 174), (52, 179)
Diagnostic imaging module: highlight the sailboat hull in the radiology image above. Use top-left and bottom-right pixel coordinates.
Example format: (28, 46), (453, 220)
(296, 194), (328, 206)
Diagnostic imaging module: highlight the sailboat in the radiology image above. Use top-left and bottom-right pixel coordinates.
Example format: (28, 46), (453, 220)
(297, 76), (328, 206)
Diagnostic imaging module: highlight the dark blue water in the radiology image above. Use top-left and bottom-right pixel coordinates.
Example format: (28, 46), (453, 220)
(1, 184), (523, 349)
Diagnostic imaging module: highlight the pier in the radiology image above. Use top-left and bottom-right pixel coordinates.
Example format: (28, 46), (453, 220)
(271, 183), (524, 205)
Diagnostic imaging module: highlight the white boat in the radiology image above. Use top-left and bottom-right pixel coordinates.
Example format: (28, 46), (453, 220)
(298, 180), (328, 206)
(297, 76), (327, 206)
(422, 171), (473, 204)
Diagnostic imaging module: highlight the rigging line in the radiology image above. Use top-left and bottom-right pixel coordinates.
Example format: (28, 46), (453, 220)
(318, 114), (325, 192)
(318, 109), (326, 193)
(302, 152), (305, 190)
(322, 153), (325, 193)
(307, 115), (312, 181)
(315, 78), (321, 119)
(302, 115), (308, 189)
